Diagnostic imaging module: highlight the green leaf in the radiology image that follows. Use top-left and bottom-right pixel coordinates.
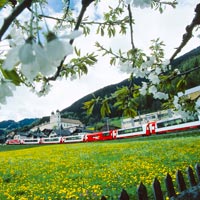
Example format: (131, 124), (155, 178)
(0, 0), (7, 8)
(74, 47), (81, 56)
(123, 108), (137, 118)
(113, 87), (129, 99)
(100, 27), (104, 36)
(100, 99), (111, 118)
(110, 57), (116, 66)
(1, 68), (22, 86)
(82, 98), (98, 115)
(113, 101), (123, 110)
(176, 76), (187, 92)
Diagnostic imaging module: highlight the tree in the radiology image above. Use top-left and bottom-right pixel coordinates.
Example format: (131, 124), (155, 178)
(0, 0), (200, 119)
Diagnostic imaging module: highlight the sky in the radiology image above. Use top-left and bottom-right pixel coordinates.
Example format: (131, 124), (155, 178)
(0, 0), (200, 122)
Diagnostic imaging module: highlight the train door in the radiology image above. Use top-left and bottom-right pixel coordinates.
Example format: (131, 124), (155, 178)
(111, 130), (117, 139)
(146, 122), (156, 135)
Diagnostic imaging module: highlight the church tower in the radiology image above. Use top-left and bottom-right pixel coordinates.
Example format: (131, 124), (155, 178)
(50, 110), (61, 129)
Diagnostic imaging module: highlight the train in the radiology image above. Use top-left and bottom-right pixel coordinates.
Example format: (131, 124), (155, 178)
(5, 113), (200, 145)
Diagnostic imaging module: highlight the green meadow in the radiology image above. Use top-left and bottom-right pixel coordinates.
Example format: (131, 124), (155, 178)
(0, 132), (199, 200)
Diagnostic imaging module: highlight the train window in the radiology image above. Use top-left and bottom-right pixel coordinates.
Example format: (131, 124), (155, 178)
(44, 138), (59, 142)
(184, 115), (198, 122)
(157, 122), (164, 128)
(118, 127), (142, 135)
(157, 118), (185, 128)
(24, 139), (38, 142)
(102, 132), (109, 136)
(65, 136), (82, 140)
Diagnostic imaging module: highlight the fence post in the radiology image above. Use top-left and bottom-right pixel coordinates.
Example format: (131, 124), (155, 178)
(119, 189), (129, 200)
(152, 177), (163, 200)
(187, 166), (197, 187)
(176, 170), (187, 192)
(101, 163), (200, 199)
(195, 163), (200, 183)
(137, 182), (148, 200)
(165, 173), (176, 198)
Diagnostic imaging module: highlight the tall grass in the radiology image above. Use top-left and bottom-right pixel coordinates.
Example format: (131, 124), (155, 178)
(0, 134), (199, 199)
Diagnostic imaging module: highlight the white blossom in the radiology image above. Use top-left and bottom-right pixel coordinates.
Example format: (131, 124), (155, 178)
(161, 59), (171, 72)
(9, 26), (25, 47)
(141, 56), (155, 69)
(177, 91), (184, 97)
(21, 63), (40, 81)
(161, 64), (168, 72)
(36, 83), (52, 97)
(18, 43), (50, 80)
(133, 67), (146, 78)
(176, 110), (191, 120)
(45, 38), (73, 66)
(126, 0), (152, 8)
(45, 30), (81, 67)
(2, 45), (21, 70)
(2, 30), (81, 81)
(195, 97), (200, 114)
(162, 59), (170, 66)
(139, 82), (147, 96)
(0, 79), (15, 104)
(19, 43), (36, 64)
(195, 98), (200, 108)
(118, 60), (133, 74)
(174, 68), (180, 74)
(154, 92), (169, 100)
(148, 73), (160, 84)
(173, 95), (179, 104)
(59, 30), (82, 39)
(149, 85), (157, 94)
(2, 28), (25, 70)
(33, 44), (56, 76)
(173, 95), (181, 110)
(155, 67), (161, 75)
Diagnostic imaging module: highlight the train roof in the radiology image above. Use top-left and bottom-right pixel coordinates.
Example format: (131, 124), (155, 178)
(178, 85), (200, 100)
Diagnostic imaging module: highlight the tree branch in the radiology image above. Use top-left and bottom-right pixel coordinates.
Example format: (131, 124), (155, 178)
(38, 14), (129, 27)
(0, 0), (33, 41)
(170, 3), (200, 62)
(45, 0), (95, 82)
(69, 0), (95, 44)
(168, 66), (200, 81)
(127, 4), (135, 50)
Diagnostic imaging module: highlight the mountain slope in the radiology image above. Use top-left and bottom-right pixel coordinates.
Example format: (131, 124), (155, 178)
(61, 45), (200, 124)
(0, 118), (38, 134)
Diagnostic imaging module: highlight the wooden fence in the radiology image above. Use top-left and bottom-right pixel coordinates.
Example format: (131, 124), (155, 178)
(101, 163), (200, 200)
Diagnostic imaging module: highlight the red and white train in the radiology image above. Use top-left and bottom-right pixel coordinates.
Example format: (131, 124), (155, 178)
(5, 114), (200, 145)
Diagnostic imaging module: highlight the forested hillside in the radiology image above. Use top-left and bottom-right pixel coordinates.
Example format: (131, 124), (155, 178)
(0, 118), (38, 135)
(61, 46), (200, 125)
